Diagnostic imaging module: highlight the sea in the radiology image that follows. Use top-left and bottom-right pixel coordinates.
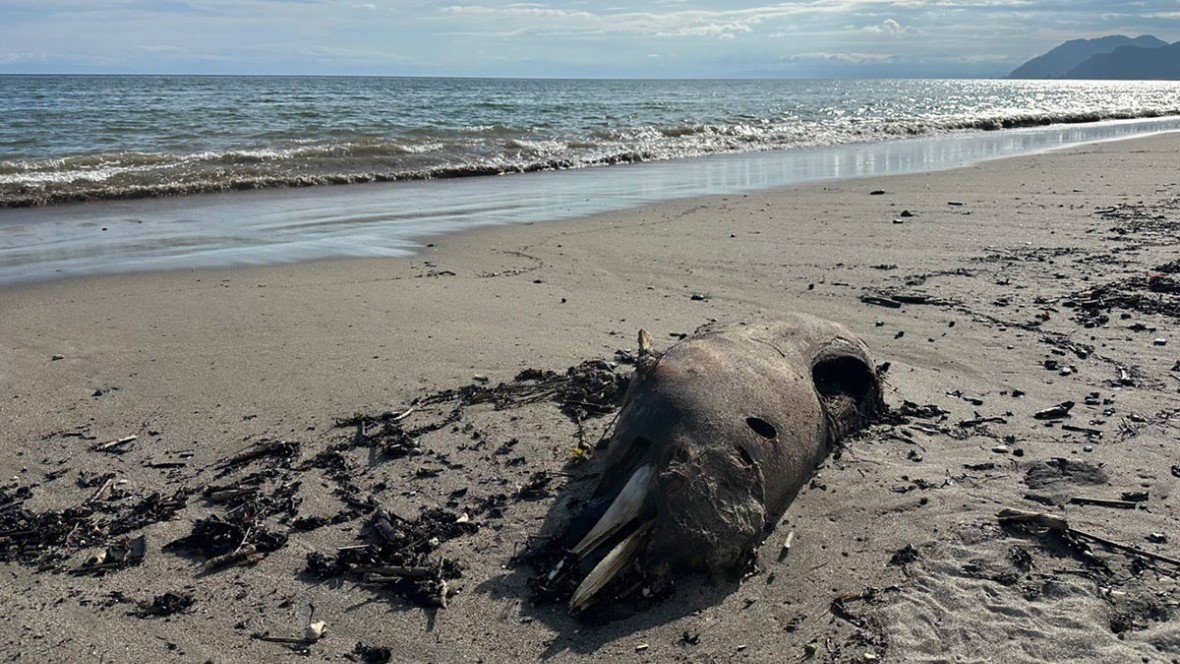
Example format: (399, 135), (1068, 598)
(3, 75), (1180, 284)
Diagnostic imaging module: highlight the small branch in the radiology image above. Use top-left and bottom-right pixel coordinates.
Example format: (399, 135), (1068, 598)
(1069, 497), (1138, 510)
(997, 508), (1180, 567)
(201, 544), (259, 574)
(93, 435), (136, 452)
(86, 478), (114, 504)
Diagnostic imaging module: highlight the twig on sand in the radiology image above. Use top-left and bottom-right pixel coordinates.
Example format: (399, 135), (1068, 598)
(201, 544), (259, 574)
(997, 508), (1180, 568)
(215, 440), (297, 469)
(86, 477), (114, 505)
(92, 435), (136, 452)
(1068, 497), (1138, 510)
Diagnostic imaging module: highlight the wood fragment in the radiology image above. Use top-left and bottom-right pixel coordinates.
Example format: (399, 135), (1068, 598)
(891, 294), (945, 305)
(859, 295), (902, 309)
(216, 440), (294, 469)
(997, 508), (1180, 568)
(251, 633), (316, 646)
(1069, 497), (1138, 510)
(201, 544), (259, 573)
(1033, 401), (1075, 420)
(958, 415), (1006, 427)
(204, 486), (254, 503)
(361, 565), (436, 580)
(1061, 424), (1103, 436)
(996, 508), (1069, 531)
(86, 477), (114, 504)
(93, 435), (136, 452)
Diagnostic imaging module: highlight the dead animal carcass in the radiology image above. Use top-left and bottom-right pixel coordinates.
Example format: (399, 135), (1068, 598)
(556, 314), (884, 613)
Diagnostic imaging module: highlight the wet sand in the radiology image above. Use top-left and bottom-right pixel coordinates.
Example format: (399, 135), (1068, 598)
(2, 133), (1180, 663)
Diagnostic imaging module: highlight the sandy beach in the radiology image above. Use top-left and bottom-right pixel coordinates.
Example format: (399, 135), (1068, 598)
(3, 132), (1180, 663)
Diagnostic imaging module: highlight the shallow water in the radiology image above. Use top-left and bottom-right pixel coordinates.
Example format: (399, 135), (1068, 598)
(2, 116), (1178, 285)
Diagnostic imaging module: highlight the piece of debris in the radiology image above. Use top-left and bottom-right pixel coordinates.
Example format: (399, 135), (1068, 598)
(306, 507), (475, 609)
(997, 508), (1180, 568)
(1033, 401), (1075, 420)
(860, 295), (902, 309)
(778, 530), (795, 562)
(304, 621), (328, 642)
(202, 545), (261, 574)
(215, 440), (301, 473)
(1069, 497), (1139, 510)
(133, 591), (195, 618)
(93, 435), (137, 453)
(352, 643), (393, 663)
(960, 415), (1007, 428)
(888, 544), (920, 566)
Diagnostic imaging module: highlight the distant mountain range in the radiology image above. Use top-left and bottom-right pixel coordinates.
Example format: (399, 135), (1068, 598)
(1009, 35), (1180, 80)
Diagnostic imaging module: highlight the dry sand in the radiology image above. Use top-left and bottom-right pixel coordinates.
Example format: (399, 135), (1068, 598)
(2, 132), (1180, 663)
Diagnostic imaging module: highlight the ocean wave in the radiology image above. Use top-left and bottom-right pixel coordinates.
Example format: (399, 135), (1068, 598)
(2, 105), (1179, 208)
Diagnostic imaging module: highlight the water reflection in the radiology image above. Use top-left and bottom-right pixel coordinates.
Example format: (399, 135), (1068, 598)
(2, 117), (1179, 285)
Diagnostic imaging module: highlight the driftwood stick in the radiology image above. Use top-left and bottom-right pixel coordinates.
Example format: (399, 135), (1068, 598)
(997, 508), (1180, 567)
(93, 435), (137, 452)
(1069, 496), (1138, 510)
(996, 508), (1070, 531)
(201, 544), (259, 573)
(359, 565), (436, 580)
(216, 440), (290, 468)
(1077, 532), (1180, 568)
(86, 478), (114, 504)
(204, 486), (255, 503)
(250, 634), (316, 646)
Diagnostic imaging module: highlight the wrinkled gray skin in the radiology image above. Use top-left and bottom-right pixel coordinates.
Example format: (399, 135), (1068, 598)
(580, 314), (883, 582)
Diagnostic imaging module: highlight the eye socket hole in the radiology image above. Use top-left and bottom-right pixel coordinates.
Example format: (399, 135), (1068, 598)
(813, 355), (874, 399)
(736, 445), (756, 467)
(746, 416), (778, 440)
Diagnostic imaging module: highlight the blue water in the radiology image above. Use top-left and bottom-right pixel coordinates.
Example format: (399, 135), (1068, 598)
(4, 76), (1180, 207)
(2, 76), (1180, 284)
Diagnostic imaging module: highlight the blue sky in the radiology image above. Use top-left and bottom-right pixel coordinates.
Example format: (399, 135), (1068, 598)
(1, 1), (1178, 78)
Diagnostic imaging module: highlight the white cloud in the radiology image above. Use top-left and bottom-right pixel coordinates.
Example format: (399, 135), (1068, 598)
(865, 17), (920, 37)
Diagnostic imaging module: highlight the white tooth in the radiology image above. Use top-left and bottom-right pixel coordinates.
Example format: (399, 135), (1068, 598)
(572, 464), (652, 558)
(569, 522), (652, 613)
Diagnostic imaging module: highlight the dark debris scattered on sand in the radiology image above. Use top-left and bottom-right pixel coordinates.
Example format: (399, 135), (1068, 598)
(1, 355), (632, 622)
(5, 186), (1180, 658)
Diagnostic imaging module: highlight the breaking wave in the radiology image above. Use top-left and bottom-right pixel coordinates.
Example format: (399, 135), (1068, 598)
(3, 76), (1180, 208)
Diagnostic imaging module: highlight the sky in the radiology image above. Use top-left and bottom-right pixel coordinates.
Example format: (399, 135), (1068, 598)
(1, 1), (1178, 79)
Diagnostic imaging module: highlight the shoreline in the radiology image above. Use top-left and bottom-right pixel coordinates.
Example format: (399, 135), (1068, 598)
(6, 116), (1180, 286)
(3, 133), (1180, 662)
